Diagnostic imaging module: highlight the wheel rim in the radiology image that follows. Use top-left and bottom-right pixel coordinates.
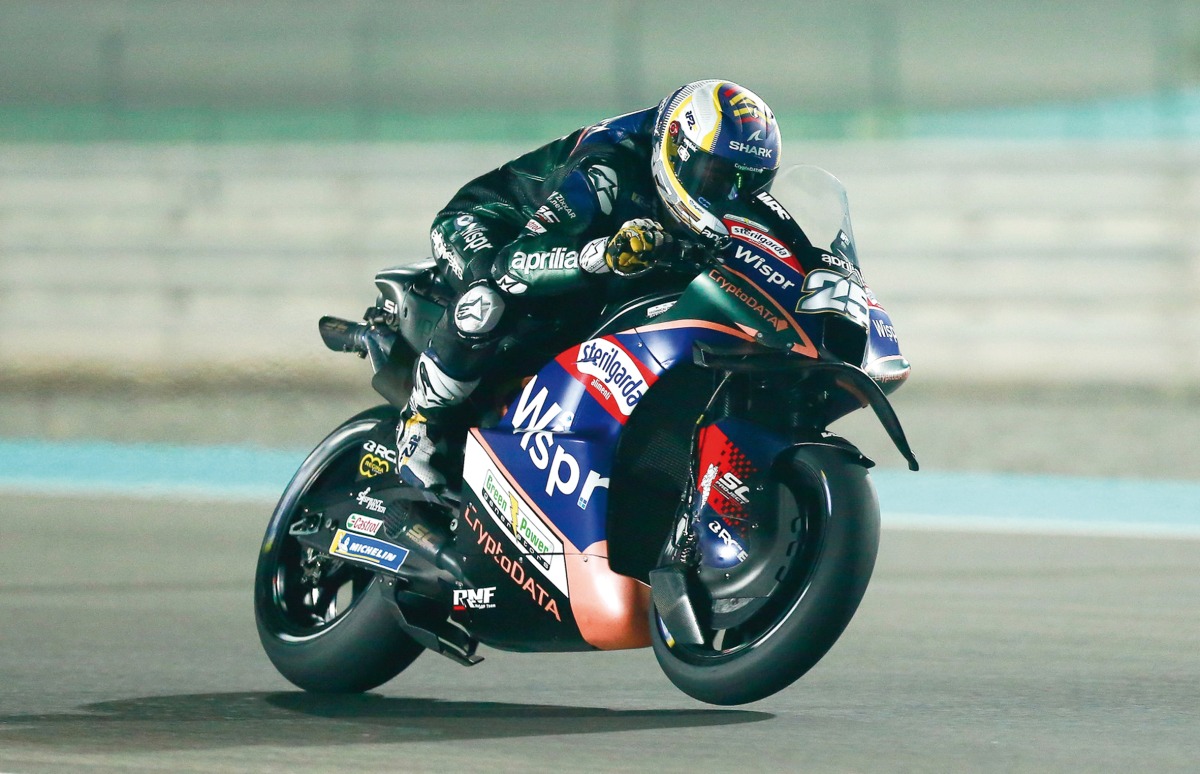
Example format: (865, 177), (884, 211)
(657, 474), (825, 664)
(255, 419), (384, 643)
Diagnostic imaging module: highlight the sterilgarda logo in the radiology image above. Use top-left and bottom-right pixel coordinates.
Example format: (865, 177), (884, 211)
(574, 338), (647, 417)
(728, 223), (792, 260)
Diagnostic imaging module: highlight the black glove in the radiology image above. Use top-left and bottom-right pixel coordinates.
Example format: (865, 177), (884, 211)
(604, 218), (671, 276)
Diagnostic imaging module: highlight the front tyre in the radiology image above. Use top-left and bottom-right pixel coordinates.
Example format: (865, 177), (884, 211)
(650, 444), (880, 705)
(254, 406), (424, 693)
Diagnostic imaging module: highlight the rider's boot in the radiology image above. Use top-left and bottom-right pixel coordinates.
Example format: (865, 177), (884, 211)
(396, 351), (479, 491)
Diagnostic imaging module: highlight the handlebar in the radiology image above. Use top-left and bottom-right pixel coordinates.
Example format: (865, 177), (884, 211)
(658, 237), (723, 275)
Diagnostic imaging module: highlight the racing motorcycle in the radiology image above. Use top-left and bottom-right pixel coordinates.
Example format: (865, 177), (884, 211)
(253, 165), (918, 706)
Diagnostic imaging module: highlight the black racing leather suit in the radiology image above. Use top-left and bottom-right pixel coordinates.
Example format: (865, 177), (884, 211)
(423, 105), (665, 383)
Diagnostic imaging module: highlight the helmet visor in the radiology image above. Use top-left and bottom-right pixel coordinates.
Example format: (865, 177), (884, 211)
(673, 147), (776, 210)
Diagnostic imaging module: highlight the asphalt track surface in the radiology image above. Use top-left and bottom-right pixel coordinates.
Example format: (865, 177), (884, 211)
(2, 492), (1198, 773)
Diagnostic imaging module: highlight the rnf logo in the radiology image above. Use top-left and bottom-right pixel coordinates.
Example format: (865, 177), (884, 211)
(453, 586), (497, 610)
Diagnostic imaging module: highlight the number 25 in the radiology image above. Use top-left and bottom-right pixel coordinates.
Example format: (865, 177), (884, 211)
(797, 269), (869, 326)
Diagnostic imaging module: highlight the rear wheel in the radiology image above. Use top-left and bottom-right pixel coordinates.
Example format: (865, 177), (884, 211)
(254, 406), (424, 693)
(650, 444), (880, 705)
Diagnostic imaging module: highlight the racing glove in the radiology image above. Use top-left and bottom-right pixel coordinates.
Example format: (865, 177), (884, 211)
(604, 218), (670, 276)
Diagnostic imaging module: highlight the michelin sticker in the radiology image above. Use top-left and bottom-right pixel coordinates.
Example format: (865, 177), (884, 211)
(329, 529), (409, 572)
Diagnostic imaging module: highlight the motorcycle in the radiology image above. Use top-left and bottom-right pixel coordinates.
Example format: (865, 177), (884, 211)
(253, 165), (918, 706)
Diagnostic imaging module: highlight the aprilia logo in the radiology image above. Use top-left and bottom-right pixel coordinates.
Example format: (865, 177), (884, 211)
(511, 247), (579, 272)
(821, 253), (862, 282)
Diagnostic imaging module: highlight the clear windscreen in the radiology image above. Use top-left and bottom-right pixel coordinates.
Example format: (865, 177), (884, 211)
(768, 165), (859, 267)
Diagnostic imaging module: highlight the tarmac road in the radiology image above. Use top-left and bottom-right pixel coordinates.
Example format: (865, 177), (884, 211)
(1, 493), (1197, 773)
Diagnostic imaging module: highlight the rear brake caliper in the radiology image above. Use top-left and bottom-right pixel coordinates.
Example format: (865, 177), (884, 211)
(299, 548), (326, 586)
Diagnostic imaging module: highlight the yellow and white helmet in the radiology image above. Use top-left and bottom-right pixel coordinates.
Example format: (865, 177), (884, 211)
(652, 79), (782, 246)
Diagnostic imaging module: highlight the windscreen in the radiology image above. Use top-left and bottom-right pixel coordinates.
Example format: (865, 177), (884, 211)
(768, 165), (860, 268)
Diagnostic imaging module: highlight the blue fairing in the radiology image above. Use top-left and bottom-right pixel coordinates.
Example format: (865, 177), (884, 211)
(712, 416), (793, 464)
(866, 305), (902, 361)
(474, 426), (612, 551)
(479, 298), (751, 550)
(482, 343), (650, 551)
(693, 417), (792, 570)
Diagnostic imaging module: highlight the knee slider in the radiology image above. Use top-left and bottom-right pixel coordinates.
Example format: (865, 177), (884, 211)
(452, 283), (506, 337)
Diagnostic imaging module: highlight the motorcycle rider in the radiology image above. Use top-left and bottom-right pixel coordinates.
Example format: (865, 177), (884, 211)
(396, 79), (782, 490)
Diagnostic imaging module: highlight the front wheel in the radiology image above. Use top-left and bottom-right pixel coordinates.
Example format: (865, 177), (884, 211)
(650, 444), (880, 705)
(254, 406), (425, 693)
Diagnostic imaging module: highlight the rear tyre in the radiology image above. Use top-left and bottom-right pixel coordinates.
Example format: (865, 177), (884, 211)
(650, 444), (880, 705)
(254, 406), (425, 693)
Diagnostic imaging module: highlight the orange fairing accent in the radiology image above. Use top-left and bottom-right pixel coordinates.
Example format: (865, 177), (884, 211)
(719, 265), (820, 359)
(635, 318), (756, 340)
(470, 430), (651, 649)
(566, 541), (652, 650)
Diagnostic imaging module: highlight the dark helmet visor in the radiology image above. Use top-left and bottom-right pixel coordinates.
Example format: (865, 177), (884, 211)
(674, 147), (777, 210)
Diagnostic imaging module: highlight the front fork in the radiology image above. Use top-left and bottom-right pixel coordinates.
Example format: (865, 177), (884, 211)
(651, 385), (797, 646)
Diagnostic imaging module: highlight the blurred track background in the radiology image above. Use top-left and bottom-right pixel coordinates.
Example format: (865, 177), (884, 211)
(1, 2), (1198, 772)
(4, 1), (1200, 467)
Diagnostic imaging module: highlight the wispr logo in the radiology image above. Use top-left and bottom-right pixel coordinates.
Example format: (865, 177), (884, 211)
(575, 338), (646, 416)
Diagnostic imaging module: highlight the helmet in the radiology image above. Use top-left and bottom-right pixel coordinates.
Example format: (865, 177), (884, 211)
(652, 80), (781, 246)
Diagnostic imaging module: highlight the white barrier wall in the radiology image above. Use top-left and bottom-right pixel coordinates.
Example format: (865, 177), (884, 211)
(1, 0), (1188, 115)
(2, 142), (1199, 386)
